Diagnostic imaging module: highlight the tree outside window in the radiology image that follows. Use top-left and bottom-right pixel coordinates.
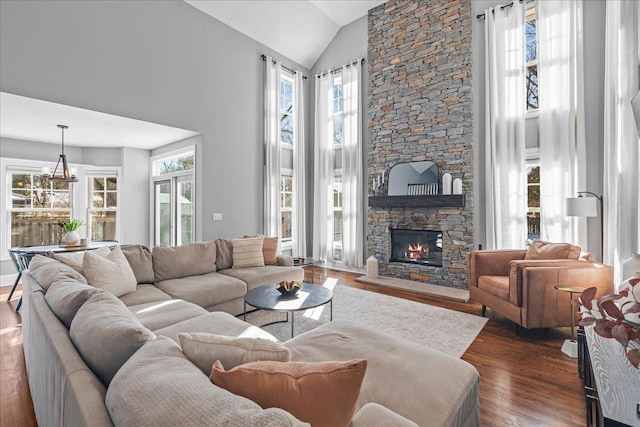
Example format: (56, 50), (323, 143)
(527, 165), (541, 241)
(525, 4), (538, 111)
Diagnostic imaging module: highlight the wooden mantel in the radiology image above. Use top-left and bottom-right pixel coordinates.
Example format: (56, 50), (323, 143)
(368, 194), (465, 208)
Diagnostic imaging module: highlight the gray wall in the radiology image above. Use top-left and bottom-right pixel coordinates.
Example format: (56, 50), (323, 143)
(1, 137), (83, 162)
(0, 0), (310, 244)
(309, 15), (369, 257)
(471, 0), (606, 259)
(121, 147), (151, 246)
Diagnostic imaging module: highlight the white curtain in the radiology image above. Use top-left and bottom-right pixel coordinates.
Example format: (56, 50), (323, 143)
(292, 72), (306, 257)
(264, 57), (281, 241)
(537, 0), (587, 247)
(484, 2), (527, 249)
(312, 72), (334, 262)
(603, 0), (640, 285)
(341, 60), (364, 268)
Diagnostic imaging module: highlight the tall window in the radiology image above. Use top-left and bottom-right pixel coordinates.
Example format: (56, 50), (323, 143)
(89, 176), (117, 241)
(279, 71), (295, 251)
(8, 172), (71, 247)
(526, 164), (541, 241)
(525, 3), (538, 111)
(152, 148), (195, 247)
(332, 175), (343, 261)
(280, 175), (293, 244)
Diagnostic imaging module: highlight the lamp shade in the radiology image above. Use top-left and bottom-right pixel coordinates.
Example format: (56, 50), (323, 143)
(565, 197), (598, 217)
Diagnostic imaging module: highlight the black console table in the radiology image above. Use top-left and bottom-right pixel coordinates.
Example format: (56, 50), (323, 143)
(578, 326), (640, 427)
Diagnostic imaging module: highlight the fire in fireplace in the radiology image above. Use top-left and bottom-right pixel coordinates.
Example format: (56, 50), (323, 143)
(390, 229), (442, 267)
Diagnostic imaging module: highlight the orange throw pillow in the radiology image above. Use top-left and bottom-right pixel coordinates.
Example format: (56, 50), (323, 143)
(244, 235), (279, 265)
(525, 240), (581, 260)
(210, 359), (367, 427)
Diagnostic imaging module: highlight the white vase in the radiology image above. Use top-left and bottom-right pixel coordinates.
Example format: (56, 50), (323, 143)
(622, 253), (640, 281)
(62, 231), (80, 245)
(442, 173), (452, 195)
(452, 178), (463, 195)
(366, 256), (379, 279)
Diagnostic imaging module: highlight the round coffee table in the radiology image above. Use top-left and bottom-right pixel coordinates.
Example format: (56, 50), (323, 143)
(243, 283), (333, 338)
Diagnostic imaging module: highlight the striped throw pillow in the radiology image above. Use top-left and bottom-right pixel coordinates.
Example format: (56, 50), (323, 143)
(232, 237), (265, 268)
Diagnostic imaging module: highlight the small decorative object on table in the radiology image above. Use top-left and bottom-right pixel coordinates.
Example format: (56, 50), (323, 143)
(57, 219), (85, 246)
(276, 281), (303, 296)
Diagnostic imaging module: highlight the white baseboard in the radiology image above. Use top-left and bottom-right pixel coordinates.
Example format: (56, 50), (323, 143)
(1, 273), (18, 288)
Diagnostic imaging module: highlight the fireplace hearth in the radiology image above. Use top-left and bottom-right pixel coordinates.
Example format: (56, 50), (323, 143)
(390, 229), (442, 267)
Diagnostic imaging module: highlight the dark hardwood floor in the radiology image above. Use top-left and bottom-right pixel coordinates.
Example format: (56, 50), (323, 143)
(0, 268), (584, 427)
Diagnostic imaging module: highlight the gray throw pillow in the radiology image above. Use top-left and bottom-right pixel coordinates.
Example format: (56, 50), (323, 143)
(45, 278), (105, 328)
(120, 244), (155, 284)
(70, 292), (156, 385)
(215, 238), (234, 270)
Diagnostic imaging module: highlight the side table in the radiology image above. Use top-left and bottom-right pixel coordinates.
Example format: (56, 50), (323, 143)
(555, 285), (585, 358)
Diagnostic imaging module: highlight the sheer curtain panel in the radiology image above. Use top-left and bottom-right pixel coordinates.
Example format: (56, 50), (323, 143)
(340, 60), (364, 268)
(312, 73), (334, 262)
(483, 1), (527, 249)
(603, 0), (639, 284)
(292, 72), (307, 258)
(537, 0), (587, 248)
(264, 57), (281, 241)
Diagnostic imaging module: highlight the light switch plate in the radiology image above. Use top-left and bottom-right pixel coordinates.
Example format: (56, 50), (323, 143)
(213, 213), (222, 221)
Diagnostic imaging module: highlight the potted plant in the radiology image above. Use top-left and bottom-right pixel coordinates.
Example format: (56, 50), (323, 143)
(576, 277), (640, 368)
(57, 219), (84, 245)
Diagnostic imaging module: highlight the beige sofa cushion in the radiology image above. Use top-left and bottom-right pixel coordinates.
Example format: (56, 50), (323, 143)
(106, 336), (308, 427)
(44, 278), (105, 328)
(232, 237), (265, 268)
(525, 240), (581, 260)
(351, 403), (419, 427)
(155, 272), (246, 309)
(120, 244), (154, 284)
(152, 240), (217, 281)
(210, 359), (367, 427)
(28, 255), (88, 290)
(83, 246), (137, 297)
(220, 266), (304, 291)
(54, 246), (111, 274)
(128, 300), (208, 331)
(70, 292), (156, 385)
(179, 332), (291, 374)
(215, 238), (234, 270)
(119, 284), (173, 306)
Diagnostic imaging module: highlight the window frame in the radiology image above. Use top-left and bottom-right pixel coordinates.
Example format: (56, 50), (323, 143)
(525, 2), (538, 114)
(525, 148), (541, 243)
(86, 171), (120, 242)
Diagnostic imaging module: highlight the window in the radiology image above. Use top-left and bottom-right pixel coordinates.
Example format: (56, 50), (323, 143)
(280, 75), (294, 146)
(151, 148), (195, 247)
(526, 164), (541, 242)
(333, 76), (344, 145)
(89, 176), (118, 241)
(332, 175), (343, 261)
(278, 71), (297, 253)
(280, 175), (293, 244)
(525, 3), (538, 111)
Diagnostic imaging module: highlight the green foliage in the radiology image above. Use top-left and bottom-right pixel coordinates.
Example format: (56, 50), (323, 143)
(57, 219), (84, 232)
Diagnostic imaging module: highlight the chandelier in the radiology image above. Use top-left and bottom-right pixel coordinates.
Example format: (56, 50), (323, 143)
(42, 124), (78, 183)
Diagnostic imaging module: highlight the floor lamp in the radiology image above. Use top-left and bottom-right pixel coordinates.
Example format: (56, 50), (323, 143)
(565, 191), (604, 261)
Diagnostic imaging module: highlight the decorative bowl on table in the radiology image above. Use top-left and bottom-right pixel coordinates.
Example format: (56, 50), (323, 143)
(276, 280), (303, 296)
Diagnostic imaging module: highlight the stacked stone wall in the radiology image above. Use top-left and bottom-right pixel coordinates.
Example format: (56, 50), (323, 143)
(367, 0), (473, 288)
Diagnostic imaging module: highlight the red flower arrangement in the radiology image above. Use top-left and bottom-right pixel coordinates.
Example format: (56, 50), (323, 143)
(575, 277), (640, 368)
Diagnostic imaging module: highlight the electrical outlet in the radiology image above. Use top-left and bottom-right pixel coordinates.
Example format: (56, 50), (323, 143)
(213, 213), (222, 221)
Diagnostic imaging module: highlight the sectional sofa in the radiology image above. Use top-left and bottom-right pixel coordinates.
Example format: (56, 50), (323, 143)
(21, 239), (481, 426)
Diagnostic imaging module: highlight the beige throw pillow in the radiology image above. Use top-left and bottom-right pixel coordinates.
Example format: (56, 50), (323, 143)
(27, 255), (88, 290)
(179, 332), (291, 375)
(232, 237), (265, 268)
(524, 240), (581, 260)
(210, 359), (367, 427)
(54, 246), (111, 274)
(45, 278), (105, 328)
(83, 246), (137, 297)
(244, 235), (279, 265)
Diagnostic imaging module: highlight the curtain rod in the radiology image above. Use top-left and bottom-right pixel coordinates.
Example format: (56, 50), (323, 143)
(315, 58), (366, 78)
(476, 0), (524, 19)
(261, 54), (307, 80)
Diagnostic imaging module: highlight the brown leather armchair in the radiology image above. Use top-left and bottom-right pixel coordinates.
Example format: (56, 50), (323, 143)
(468, 241), (614, 329)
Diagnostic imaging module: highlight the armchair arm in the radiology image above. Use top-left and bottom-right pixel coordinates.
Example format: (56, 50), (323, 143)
(520, 264), (614, 329)
(468, 249), (526, 287)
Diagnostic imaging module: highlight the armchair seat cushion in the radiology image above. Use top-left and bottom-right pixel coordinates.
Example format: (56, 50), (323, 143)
(477, 276), (509, 301)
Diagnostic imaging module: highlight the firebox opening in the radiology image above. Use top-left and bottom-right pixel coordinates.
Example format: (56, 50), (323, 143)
(390, 228), (443, 267)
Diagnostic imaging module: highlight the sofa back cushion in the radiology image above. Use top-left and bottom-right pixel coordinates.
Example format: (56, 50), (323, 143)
(28, 255), (88, 290)
(120, 244), (155, 284)
(232, 237), (265, 268)
(152, 240), (217, 281)
(210, 359), (367, 427)
(53, 246), (112, 274)
(215, 238), (234, 270)
(244, 235), (279, 266)
(45, 278), (105, 328)
(70, 292), (156, 385)
(525, 241), (581, 260)
(106, 336), (307, 427)
(83, 246), (137, 297)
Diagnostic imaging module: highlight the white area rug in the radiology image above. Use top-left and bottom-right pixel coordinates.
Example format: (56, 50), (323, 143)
(244, 280), (488, 358)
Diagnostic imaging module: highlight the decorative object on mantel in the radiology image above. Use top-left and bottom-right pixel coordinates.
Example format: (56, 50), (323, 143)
(576, 282), (640, 368)
(442, 173), (452, 195)
(366, 256), (379, 279)
(388, 161), (437, 196)
(42, 125), (79, 184)
(275, 280), (303, 297)
(57, 219), (85, 246)
(452, 178), (462, 195)
(622, 253), (640, 281)
(371, 171), (385, 194)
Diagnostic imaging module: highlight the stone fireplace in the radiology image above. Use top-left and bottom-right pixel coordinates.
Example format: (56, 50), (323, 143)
(390, 229), (443, 267)
(367, 0), (473, 289)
